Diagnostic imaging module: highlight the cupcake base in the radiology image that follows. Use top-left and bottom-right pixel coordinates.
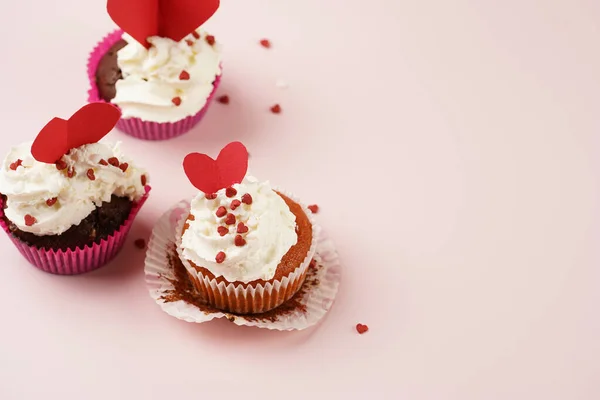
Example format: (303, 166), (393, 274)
(145, 199), (341, 331)
(87, 30), (222, 141)
(0, 187), (150, 275)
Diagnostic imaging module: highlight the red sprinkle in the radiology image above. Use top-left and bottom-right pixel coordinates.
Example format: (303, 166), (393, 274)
(186, 39), (194, 46)
(308, 204), (319, 213)
(24, 214), (36, 226)
(215, 206), (227, 218)
(234, 234), (246, 247)
(205, 193), (217, 200)
(205, 35), (215, 46)
(230, 199), (241, 210)
(236, 222), (248, 233)
(141, 175), (147, 186)
(134, 239), (146, 249)
(46, 197), (58, 207)
(260, 39), (271, 48)
(356, 324), (369, 334)
(87, 169), (96, 181)
(241, 193), (253, 205)
(217, 226), (229, 237)
(270, 104), (281, 114)
(55, 159), (68, 171)
(172, 97), (182, 106)
(224, 213), (236, 225)
(99, 159), (108, 166)
(107, 157), (120, 167)
(217, 95), (229, 104)
(215, 251), (226, 263)
(179, 70), (190, 80)
(119, 163), (129, 172)
(67, 167), (76, 178)
(192, 31), (200, 39)
(225, 187), (237, 197)
(9, 159), (23, 171)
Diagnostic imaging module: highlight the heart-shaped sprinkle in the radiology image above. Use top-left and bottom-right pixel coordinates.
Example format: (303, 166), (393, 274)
(230, 199), (241, 210)
(308, 204), (319, 213)
(234, 234), (246, 247)
(270, 104), (282, 114)
(99, 159), (108, 166)
(217, 226), (229, 236)
(226, 187), (237, 197)
(141, 175), (147, 186)
(31, 103), (121, 164)
(205, 35), (215, 45)
(24, 214), (36, 226)
(108, 157), (119, 167)
(55, 159), (68, 170)
(87, 169), (96, 181)
(205, 193), (217, 200)
(215, 206), (227, 218)
(356, 324), (369, 334)
(134, 239), (146, 249)
(217, 95), (229, 104)
(9, 159), (22, 171)
(183, 142), (249, 194)
(186, 39), (194, 46)
(215, 251), (226, 263)
(241, 193), (253, 205)
(260, 39), (271, 48)
(179, 70), (190, 80)
(192, 31), (200, 39)
(119, 163), (129, 172)
(46, 198), (58, 207)
(224, 213), (236, 225)
(172, 97), (182, 106)
(67, 167), (76, 178)
(236, 222), (248, 234)
(107, 0), (220, 48)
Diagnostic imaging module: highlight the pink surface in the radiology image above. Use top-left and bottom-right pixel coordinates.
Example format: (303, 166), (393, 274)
(87, 30), (222, 140)
(0, 0), (599, 399)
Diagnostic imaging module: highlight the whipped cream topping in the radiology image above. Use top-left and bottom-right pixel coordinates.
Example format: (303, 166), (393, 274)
(0, 142), (148, 236)
(180, 176), (298, 283)
(111, 29), (222, 123)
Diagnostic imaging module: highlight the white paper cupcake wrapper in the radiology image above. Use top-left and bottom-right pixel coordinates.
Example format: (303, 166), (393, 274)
(144, 198), (341, 330)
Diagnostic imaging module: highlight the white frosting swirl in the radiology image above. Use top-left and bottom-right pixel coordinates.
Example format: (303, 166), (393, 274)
(180, 176), (298, 283)
(111, 29), (222, 123)
(0, 142), (148, 236)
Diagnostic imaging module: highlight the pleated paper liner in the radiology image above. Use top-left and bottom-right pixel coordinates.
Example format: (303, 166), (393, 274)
(0, 186), (151, 275)
(145, 199), (341, 330)
(87, 29), (221, 141)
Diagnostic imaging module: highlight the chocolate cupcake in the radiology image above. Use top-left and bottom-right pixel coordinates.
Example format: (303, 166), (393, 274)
(0, 103), (150, 274)
(87, 0), (222, 140)
(177, 142), (317, 314)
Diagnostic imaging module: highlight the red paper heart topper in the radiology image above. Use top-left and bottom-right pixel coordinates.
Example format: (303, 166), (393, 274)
(31, 103), (121, 164)
(183, 142), (249, 194)
(107, 0), (220, 48)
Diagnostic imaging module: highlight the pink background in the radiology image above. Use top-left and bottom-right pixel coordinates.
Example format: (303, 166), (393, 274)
(0, 0), (599, 398)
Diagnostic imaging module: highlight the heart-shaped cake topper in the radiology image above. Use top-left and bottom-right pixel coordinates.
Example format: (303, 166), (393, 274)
(107, 0), (220, 48)
(31, 103), (121, 164)
(183, 142), (249, 194)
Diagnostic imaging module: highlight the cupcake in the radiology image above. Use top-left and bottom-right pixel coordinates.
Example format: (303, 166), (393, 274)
(88, 0), (222, 140)
(0, 103), (150, 275)
(177, 142), (317, 314)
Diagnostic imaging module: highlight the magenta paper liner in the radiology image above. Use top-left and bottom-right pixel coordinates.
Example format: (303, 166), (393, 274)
(87, 30), (222, 141)
(0, 186), (151, 275)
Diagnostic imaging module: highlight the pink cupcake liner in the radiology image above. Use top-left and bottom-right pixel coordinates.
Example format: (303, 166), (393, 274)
(0, 186), (151, 275)
(87, 30), (222, 141)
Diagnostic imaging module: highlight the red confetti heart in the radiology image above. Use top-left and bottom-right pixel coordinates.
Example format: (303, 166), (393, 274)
(31, 103), (121, 164)
(183, 142), (248, 194)
(356, 323), (369, 334)
(107, 0), (220, 49)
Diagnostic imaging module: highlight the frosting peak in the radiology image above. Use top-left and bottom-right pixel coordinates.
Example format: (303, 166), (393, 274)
(180, 176), (298, 283)
(0, 141), (148, 236)
(112, 29), (222, 123)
